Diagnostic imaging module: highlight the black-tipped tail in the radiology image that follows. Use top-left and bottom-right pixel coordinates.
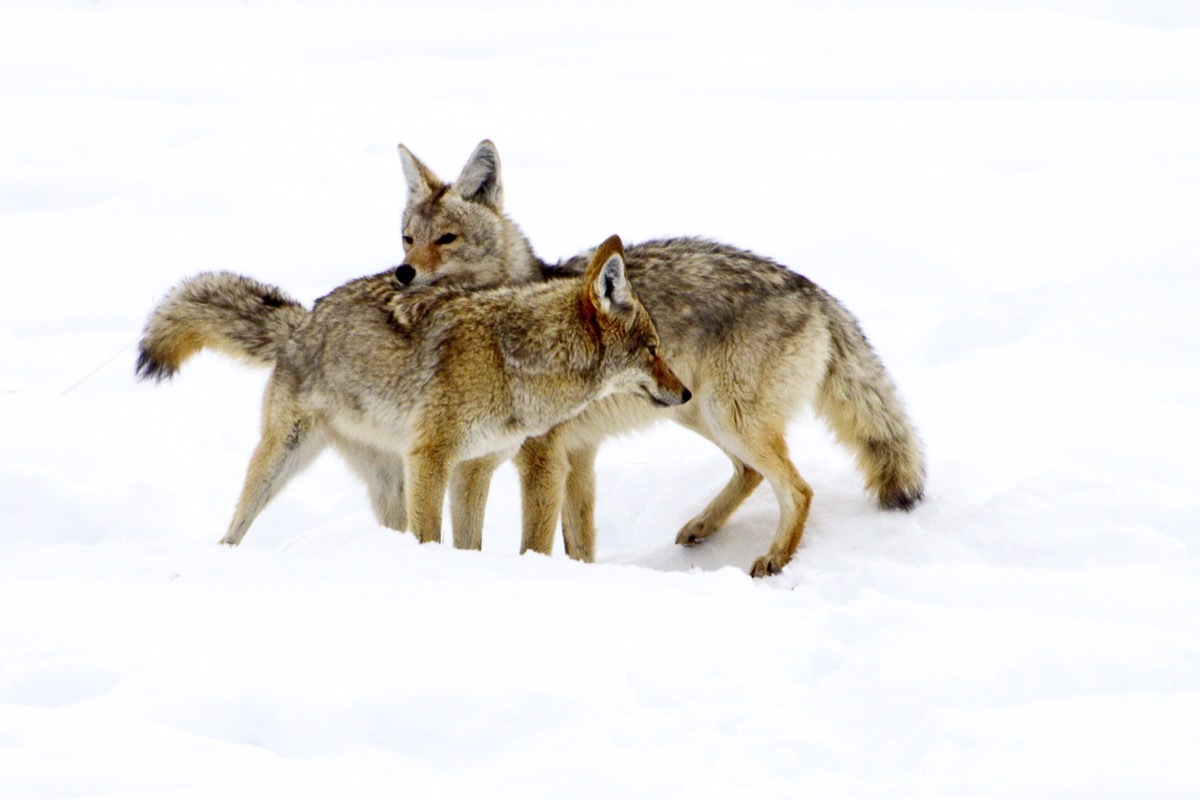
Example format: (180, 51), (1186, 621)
(135, 271), (307, 384)
(135, 346), (177, 383)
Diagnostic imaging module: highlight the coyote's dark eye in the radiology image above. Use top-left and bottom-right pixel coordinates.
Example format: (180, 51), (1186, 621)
(403, 235), (414, 246)
(436, 233), (458, 245)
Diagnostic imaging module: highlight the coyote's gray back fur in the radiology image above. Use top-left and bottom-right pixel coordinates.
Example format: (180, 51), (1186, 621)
(398, 141), (925, 577)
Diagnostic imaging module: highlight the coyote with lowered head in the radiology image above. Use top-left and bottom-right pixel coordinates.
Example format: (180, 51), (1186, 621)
(396, 140), (925, 576)
(136, 235), (689, 547)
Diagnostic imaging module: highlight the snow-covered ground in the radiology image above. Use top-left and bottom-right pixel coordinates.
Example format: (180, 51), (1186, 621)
(2, 2), (1199, 797)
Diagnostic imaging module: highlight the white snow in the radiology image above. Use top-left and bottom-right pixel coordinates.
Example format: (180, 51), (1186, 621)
(2, 2), (1199, 798)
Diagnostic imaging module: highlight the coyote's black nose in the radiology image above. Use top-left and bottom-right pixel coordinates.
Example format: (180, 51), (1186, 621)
(395, 264), (416, 286)
(681, 388), (692, 404)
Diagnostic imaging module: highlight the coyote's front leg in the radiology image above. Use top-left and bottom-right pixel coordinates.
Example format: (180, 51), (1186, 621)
(405, 442), (454, 545)
(515, 433), (568, 556)
(449, 450), (512, 550)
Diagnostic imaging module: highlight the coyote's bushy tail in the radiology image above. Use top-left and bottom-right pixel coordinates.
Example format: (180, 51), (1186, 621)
(135, 271), (307, 382)
(816, 298), (926, 510)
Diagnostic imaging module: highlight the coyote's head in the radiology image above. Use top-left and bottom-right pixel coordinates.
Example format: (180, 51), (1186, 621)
(582, 235), (691, 409)
(396, 140), (540, 289)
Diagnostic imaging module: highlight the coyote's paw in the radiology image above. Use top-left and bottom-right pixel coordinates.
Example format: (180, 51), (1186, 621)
(675, 518), (716, 547)
(749, 552), (789, 578)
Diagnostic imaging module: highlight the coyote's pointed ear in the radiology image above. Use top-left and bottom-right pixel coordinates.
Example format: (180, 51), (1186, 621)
(452, 139), (503, 208)
(398, 144), (442, 199)
(584, 235), (634, 319)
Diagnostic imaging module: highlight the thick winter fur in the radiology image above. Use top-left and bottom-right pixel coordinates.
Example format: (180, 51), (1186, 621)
(398, 141), (925, 577)
(136, 236), (689, 547)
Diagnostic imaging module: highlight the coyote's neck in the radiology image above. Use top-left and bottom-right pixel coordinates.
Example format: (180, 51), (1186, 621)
(496, 285), (603, 386)
(500, 216), (553, 283)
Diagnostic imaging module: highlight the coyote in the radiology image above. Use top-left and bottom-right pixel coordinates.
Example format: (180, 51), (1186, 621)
(397, 140), (925, 576)
(136, 236), (689, 547)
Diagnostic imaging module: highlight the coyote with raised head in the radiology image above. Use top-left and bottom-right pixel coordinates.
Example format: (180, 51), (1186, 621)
(397, 140), (925, 576)
(136, 235), (689, 547)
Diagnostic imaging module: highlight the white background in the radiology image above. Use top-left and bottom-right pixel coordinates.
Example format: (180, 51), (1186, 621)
(2, 2), (1198, 797)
